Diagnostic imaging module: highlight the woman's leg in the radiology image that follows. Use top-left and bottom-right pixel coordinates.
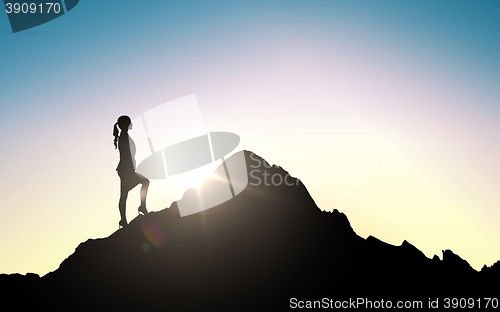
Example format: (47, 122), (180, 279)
(118, 172), (149, 221)
(119, 172), (137, 225)
(118, 190), (128, 224)
(136, 173), (150, 213)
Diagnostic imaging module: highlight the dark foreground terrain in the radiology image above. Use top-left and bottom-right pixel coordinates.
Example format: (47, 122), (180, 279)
(1, 151), (498, 311)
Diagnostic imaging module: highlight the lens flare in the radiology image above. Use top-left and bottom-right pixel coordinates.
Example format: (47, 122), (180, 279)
(141, 221), (166, 249)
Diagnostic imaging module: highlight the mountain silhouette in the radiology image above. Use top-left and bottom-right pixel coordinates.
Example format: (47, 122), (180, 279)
(1, 151), (499, 311)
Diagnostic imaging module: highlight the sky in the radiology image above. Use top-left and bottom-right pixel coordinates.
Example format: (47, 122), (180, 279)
(0, 0), (499, 275)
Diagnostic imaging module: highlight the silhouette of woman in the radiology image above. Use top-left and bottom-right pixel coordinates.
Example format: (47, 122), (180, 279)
(113, 115), (149, 228)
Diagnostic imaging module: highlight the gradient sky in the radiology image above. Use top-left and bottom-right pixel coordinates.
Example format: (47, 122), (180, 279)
(1, 0), (499, 275)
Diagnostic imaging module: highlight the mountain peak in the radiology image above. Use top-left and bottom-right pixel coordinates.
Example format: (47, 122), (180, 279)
(1, 150), (498, 310)
(442, 249), (475, 273)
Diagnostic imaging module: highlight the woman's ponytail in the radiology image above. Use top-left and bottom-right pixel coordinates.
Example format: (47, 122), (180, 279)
(113, 122), (119, 149)
(114, 115), (131, 149)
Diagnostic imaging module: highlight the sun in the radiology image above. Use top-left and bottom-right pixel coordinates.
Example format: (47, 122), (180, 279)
(167, 160), (221, 200)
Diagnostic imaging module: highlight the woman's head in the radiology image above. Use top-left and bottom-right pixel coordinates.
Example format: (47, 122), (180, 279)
(117, 115), (132, 130)
(113, 115), (132, 149)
